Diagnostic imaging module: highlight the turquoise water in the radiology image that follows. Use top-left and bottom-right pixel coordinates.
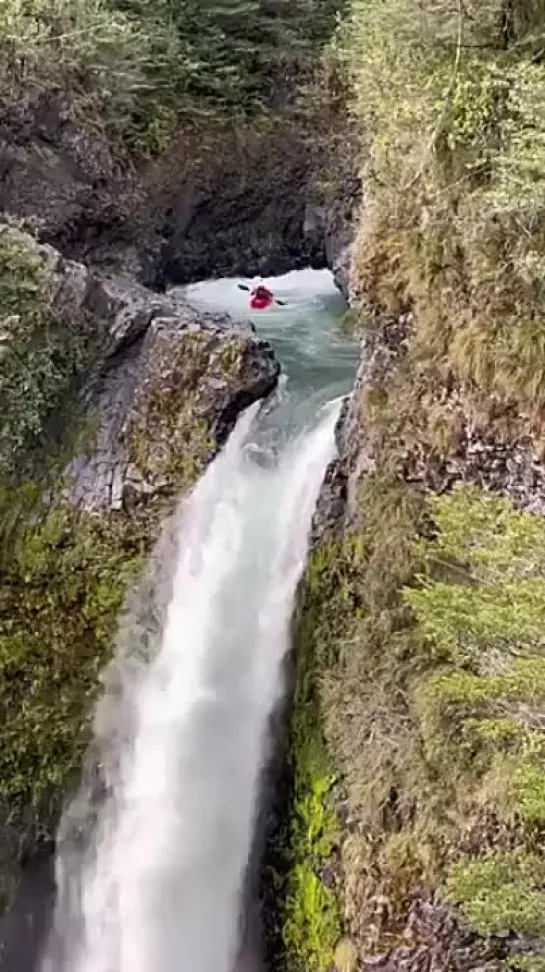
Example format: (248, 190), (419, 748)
(184, 268), (359, 425)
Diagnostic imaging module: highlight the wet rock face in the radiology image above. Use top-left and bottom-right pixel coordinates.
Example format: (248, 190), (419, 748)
(0, 92), (360, 289)
(65, 307), (279, 512)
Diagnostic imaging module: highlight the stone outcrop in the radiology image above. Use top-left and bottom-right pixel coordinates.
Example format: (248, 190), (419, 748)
(0, 224), (279, 510)
(0, 92), (116, 253)
(61, 279), (279, 512)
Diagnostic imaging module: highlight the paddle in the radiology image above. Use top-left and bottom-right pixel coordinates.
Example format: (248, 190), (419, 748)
(237, 283), (286, 306)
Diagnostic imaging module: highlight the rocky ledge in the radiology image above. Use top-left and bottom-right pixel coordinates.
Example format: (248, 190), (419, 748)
(1, 223), (279, 508)
(60, 274), (279, 513)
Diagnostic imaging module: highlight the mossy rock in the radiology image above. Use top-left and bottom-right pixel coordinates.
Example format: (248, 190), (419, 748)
(0, 224), (89, 478)
(0, 507), (145, 841)
(122, 320), (278, 491)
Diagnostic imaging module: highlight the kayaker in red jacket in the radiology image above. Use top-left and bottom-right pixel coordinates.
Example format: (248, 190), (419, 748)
(238, 282), (286, 310)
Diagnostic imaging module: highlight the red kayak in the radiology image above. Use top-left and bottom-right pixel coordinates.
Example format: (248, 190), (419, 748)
(249, 285), (274, 311)
(237, 282), (286, 310)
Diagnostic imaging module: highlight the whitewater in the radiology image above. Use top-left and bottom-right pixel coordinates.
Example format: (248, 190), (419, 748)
(40, 269), (359, 972)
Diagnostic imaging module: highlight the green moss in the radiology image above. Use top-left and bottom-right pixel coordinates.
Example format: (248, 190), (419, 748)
(445, 853), (545, 937)
(284, 862), (341, 972)
(0, 225), (89, 477)
(283, 753), (341, 971)
(0, 505), (144, 834)
(280, 538), (355, 972)
(217, 338), (243, 374)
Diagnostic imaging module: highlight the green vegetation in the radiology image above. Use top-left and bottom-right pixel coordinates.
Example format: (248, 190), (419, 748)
(0, 0), (342, 151)
(410, 488), (545, 828)
(336, 0), (545, 438)
(308, 8), (545, 958)
(445, 853), (545, 938)
(0, 505), (143, 839)
(291, 479), (545, 963)
(281, 540), (355, 972)
(0, 225), (89, 480)
(284, 787), (340, 972)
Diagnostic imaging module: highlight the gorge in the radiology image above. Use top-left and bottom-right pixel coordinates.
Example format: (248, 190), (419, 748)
(3, 2), (545, 972)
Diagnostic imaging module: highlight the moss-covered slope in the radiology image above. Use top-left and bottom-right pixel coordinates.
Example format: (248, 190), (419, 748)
(280, 3), (545, 971)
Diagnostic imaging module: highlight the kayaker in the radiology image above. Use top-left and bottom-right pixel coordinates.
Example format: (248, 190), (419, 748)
(237, 282), (286, 309)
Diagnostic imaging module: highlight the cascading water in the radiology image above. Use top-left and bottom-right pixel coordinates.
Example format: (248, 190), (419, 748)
(40, 269), (359, 972)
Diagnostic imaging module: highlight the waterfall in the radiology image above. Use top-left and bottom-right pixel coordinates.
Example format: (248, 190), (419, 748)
(42, 393), (341, 972)
(36, 268), (360, 972)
